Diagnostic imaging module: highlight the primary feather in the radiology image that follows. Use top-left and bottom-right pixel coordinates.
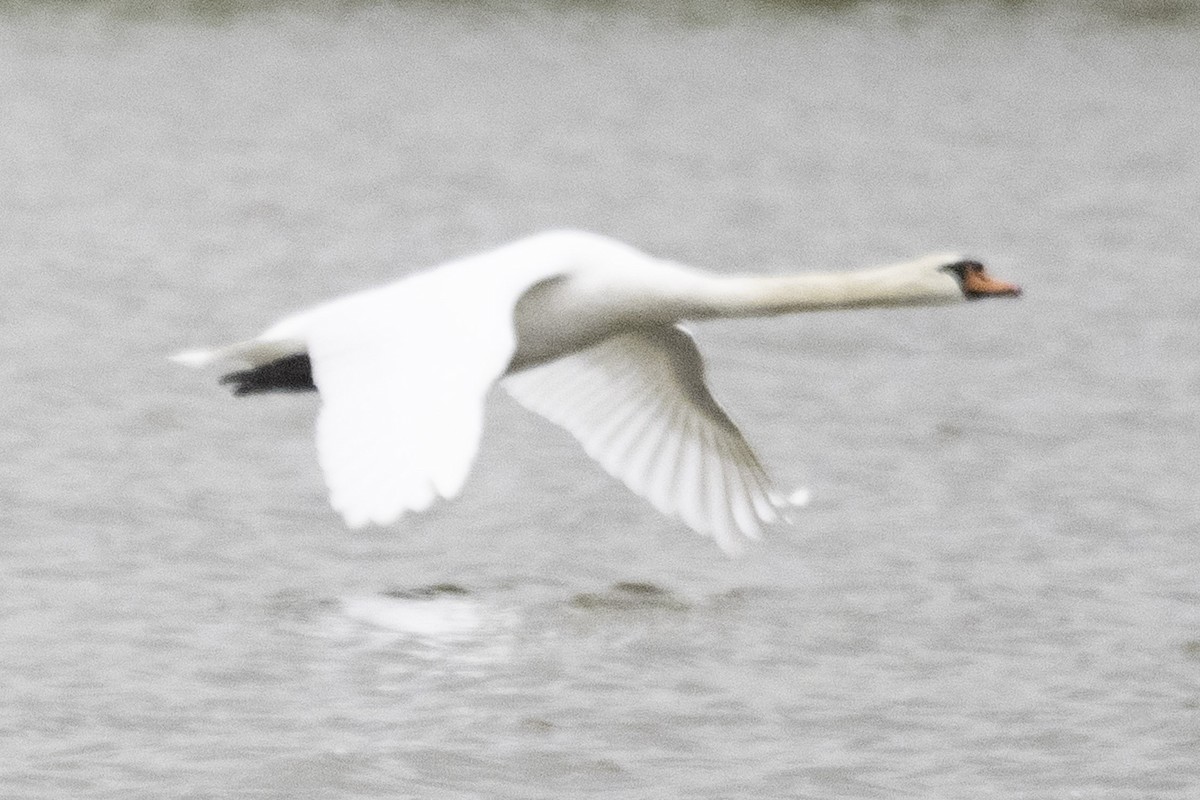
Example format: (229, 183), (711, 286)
(503, 326), (785, 554)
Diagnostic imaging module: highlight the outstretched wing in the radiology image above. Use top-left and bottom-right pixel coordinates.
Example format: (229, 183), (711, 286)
(502, 325), (787, 553)
(275, 266), (554, 528)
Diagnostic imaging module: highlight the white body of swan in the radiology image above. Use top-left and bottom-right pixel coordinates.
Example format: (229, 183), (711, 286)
(173, 230), (1020, 553)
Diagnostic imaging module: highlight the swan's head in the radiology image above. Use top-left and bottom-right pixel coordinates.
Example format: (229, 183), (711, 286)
(869, 253), (1022, 307)
(932, 254), (1023, 301)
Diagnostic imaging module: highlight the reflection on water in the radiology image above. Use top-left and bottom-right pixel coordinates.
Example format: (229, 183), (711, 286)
(339, 593), (486, 638)
(570, 581), (692, 611)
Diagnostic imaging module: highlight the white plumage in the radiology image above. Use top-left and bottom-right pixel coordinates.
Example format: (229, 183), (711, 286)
(503, 327), (785, 553)
(173, 229), (1020, 553)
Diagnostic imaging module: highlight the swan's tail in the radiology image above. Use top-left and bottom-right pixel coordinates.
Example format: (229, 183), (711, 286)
(169, 338), (305, 369)
(170, 348), (224, 368)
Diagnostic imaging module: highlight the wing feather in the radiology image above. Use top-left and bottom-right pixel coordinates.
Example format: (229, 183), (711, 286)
(503, 325), (784, 552)
(280, 264), (561, 529)
(646, 406), (686, 516)
(717, 435), (764, 540)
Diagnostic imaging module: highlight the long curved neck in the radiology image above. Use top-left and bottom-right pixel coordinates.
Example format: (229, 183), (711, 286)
(686, 264), (957, 319)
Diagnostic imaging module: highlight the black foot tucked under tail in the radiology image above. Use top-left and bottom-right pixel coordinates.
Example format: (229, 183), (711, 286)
(220, 353), (317, 396)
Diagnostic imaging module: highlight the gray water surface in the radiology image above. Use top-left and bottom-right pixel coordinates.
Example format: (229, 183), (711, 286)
(2, 2), (1199, 797)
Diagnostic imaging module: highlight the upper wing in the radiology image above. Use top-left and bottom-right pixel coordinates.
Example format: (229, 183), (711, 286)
(281, 267), (551, 528)
(502, 325), (787, 554)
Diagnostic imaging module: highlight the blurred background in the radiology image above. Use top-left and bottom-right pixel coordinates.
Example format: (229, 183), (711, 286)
(1, 1), (1198, 797)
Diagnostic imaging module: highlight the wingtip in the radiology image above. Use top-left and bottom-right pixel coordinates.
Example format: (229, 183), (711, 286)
(786, 487), (812, 508)
(765, 487), (811, 526)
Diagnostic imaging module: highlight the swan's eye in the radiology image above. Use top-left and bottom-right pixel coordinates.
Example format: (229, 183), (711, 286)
(942, 260), (985, 280)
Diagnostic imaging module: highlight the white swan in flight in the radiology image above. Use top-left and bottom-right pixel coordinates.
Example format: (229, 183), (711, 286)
(173, 230), (1021, 554)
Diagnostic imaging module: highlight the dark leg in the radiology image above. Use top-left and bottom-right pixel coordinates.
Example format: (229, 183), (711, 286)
(220, 353), (317, 396)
